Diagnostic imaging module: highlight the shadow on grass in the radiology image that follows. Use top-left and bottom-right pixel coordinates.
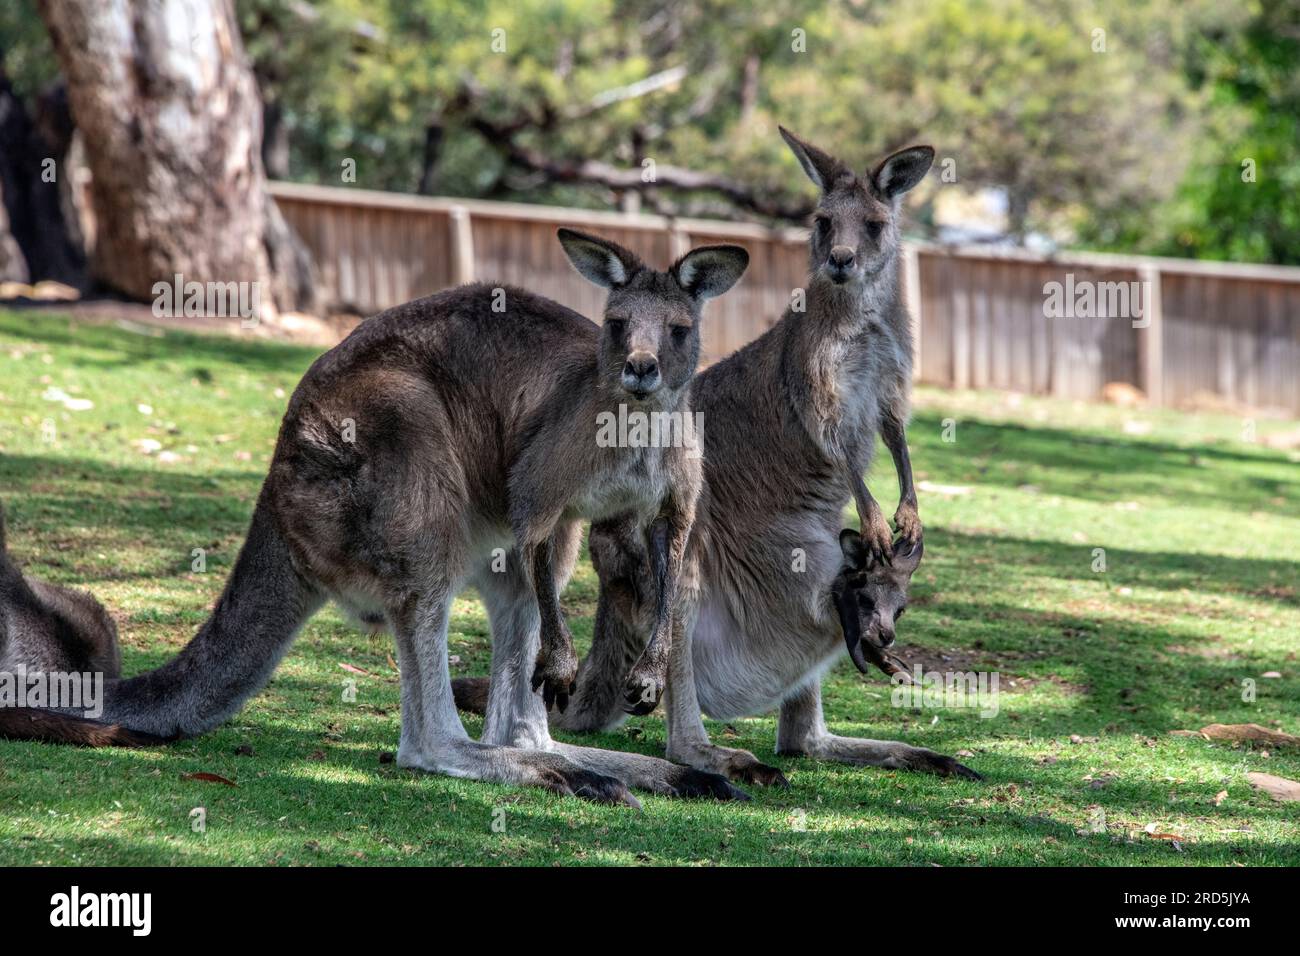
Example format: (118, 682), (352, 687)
(908, 411), (1300, 516)
(923, 526), (1298, 608)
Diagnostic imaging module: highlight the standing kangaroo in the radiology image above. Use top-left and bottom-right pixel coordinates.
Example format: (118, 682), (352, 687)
(10, 230), (753, 803)
(455, 130), (978, 784)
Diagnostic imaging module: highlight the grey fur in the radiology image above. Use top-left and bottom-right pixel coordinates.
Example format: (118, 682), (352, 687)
(19, 231), (754, 802)
(464, 131), (978, 783)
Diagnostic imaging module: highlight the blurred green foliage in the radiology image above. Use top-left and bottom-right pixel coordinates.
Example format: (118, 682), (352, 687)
(1080, 0), (1300, 264)
(3, 0), (1296, 262)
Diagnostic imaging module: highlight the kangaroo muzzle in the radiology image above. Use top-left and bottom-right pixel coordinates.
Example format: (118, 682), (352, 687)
(621, 351), (661, 398)
(827, 245), (857, 284)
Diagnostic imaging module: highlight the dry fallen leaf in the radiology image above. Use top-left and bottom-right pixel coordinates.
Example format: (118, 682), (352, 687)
(339, 662), (371, 676)
(1245, 771), (1300, 803)
(1213, 790), (1228, 806)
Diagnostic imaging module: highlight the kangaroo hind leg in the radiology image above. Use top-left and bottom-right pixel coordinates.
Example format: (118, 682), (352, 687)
(472, 547), (746, 800)
(391, 580), (638, 805)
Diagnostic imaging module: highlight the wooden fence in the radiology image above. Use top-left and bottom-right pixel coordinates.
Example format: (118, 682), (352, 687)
(269, 181), (1300, 414)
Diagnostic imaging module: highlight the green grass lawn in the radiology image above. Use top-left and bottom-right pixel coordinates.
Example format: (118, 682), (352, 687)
(1, 309), (1297, 866)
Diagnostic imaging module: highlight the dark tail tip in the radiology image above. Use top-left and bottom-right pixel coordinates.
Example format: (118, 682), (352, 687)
(450, 676), (490, 715)
(0, 708), (169, 747)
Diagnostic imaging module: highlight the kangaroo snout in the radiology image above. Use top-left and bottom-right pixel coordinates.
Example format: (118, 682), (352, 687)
(866, 610), (896, 649)
(827, 245), (857, 283)
(621, 351), (661, 397)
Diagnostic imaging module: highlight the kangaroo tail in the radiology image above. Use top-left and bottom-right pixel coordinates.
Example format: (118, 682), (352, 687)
(0, 708), (167, 747)
(96, 493), (321, 739)
(450, 676), (490, 715)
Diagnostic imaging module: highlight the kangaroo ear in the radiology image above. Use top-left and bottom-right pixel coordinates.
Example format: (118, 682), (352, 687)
(892, 534), (924, 573)
(871, 146), (935, 200)
(838, 528), (869, 570)
(557, 228), (643, 289)
(672, 245), (749, 301)
(779, 126), (846, 192)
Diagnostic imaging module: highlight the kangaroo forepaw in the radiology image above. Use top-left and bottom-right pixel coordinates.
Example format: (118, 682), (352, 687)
(893, 502), (922, 544)
(621, 665), (666, 716)
(531, 646), (579, 713)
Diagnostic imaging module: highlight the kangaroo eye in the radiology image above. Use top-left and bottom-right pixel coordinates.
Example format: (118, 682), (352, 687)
(815, 216), (832, 236)
(605, 319), (625, 338)
(895, 606), (906, 620)
(865, 221), (885, 240)
(670, 325), (691, 346)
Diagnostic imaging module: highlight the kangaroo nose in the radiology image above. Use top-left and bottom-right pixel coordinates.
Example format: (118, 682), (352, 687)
(624, 354), (658, 379)
(878, 627), (896, 648)
(622, 352), (661, 396)
(829, 246), (856, 270)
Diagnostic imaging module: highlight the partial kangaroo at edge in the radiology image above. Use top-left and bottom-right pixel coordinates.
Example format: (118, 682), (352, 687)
(0, 502), (163, 747)
(6, 231), (752, 804)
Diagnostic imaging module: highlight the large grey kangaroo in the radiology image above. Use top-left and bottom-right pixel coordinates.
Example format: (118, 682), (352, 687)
(9, 229), (754, 803)
(456, 130), (979, 784)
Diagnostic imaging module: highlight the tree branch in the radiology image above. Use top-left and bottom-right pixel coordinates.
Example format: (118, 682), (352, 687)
(454, 78), (813, 222)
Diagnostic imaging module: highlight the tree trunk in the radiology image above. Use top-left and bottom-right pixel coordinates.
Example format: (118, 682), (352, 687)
(417, 120), (444, 195)
(0, 66), (85, 286)
(262, 97), (290, 181)
(36, 0), (316, 315)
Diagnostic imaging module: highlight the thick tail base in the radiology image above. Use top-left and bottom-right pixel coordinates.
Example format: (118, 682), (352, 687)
(451, 676), (490, 715)
(0, 708), (168, 747)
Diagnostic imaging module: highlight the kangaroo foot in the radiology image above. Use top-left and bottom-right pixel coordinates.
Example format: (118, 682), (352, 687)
(669, 741), (790, 788)
(397, 741), (641, 807)
(535, 763), (643, 806)
(785, 734), (982, 781)
(861, 505), (894, 564)
(893, 501), (922, 544)
(551, 741), (750, 801)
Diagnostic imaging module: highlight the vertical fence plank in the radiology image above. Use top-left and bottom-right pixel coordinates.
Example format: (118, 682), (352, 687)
(1136, 265), (1163, 405)
(264, 183), (1300, 413)
(448, 206), (475, 286)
